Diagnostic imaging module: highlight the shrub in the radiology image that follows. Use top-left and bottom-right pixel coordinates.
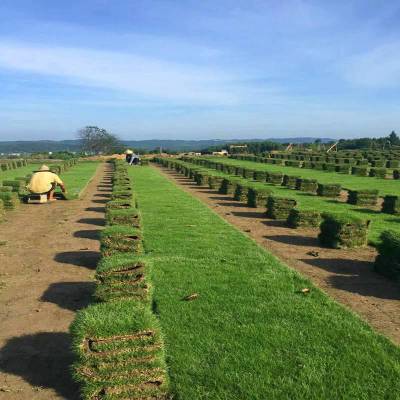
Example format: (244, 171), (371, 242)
(282, 175), (300, 189)
(106, 208), (141, 227)
(351, 166), (368, 176)
(287, 209), (321, 228)
(266, 196), (297, 219)
(0, 192), (19, 210)
(247, 187), (272, 208)
(318, 213), (369, 249)
(381, 196), (400, 215)
(70, 300), (169, 400)
(347, 190), (379, 206)
(374, 230), (400, 282)
(267, 172), (283, 185)
(296, 178), (318, 193)
(100, 225), (143, 256)
(369, 168), (387, 179)
(317, 183), (341, 198)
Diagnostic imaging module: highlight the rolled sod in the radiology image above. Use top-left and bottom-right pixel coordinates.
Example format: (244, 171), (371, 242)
(106, 199), (133, 211)
(111, 190), (133, 201)
(70, 300), (169, 400)
(247, 187), (272, 208)
(369, 168), (387, 179)
(106, 207), (141, 228)
(266, 196), (297, 219)
(2, 180), (25, 193)
(347, 190), (379, 206)
(318, 212), (370, 249)
(374, 230), (400, 282)
(219, 177), (241, 195)
(317, 183), (342, 198)
(287, 208), (322, 228)
(282, 175), (300, 189)
(100, 225), (143, 256)
(208, 176), (224, 190)
(234, 183), (253, 202)
(0, 191), (19, 210)
(267, 172), (283, 185)
(381, 196), (400, 215)
(295, 178), (318, 194)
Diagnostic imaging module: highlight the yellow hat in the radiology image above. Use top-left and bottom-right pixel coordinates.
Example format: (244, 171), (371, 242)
(125, 149), (133, 154)
(39, 165), (50, 171)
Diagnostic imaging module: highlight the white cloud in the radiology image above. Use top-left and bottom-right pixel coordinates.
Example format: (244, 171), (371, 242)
(340, 42), (400, 88)
(0, 41), (238, 104)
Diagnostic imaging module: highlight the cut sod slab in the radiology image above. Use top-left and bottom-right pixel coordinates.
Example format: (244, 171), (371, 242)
(287, 208), (322, 228)
(347, 190), (379, 206)
(282, 174), (300, 189)
(0, 199), (4, 221)
(266, 196), (297, 219)
(208, 176), (224, 189)
(219, 177), (241, 195)
(374, 230), (400, 282)
(106, 199), (133, 211)
(70, 300), (170, 400)
(382, 196), (400, 215)
(319, 212), (370, 248)
(317, 183), (342, 198)
(106, 208), (141, 228)
(247, 187), (272, 208)
(295, 178), (318, 193)
(100, 225), (143, 256)
(233, 183), (252, 202)
(128, 166), (400, 399)
(0, 191), (19, 210)
(111, 190), (133, 201)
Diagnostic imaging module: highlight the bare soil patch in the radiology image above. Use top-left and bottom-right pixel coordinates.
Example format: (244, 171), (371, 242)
(157, 166), (400, 345)
(0, 163), (111, 399)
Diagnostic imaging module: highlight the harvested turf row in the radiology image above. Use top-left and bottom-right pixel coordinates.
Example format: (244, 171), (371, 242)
(129, 164), (400, 400)
(70, 160), (170, 400)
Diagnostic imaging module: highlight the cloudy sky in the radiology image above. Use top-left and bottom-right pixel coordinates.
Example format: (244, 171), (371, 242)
(0, 0), (399, 140)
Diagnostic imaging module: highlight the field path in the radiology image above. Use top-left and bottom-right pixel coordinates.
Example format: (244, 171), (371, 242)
(157, 165), (400, 345)
(0, 162), (110, 399)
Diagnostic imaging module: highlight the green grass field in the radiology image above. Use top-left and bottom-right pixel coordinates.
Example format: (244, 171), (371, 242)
(179, 159), (400, 245)
(204, 157), (400, 196)
(129, 165), (400, 400)
(0, 164), (39, 181)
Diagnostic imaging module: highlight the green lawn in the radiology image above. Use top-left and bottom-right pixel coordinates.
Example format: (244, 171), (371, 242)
(129, 166), (400, 400)
(204, 157), (400, 196)
(58, 161), (99, 199)
(0, 164), (39, 181)
(179, 159), (400, 245)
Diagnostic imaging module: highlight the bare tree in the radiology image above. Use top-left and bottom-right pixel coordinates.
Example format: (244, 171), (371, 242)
(78, 126), (120, 154)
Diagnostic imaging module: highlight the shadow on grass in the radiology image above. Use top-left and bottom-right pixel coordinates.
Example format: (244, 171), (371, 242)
(54, 250), (99, 269)
(74, 229), (100, 240)
(77, 217), (105, 226)
(92, 199), (108, 204)
(261, 219), (287, 228)
(85, 206), (105, 213)
(351, 208), (381, 215)
(0, 332), (80, 399)
(217, 201), (245, 208)
(265, 234), (318, 247)
(40, 281), (95, 311)
(94, 193), (111, 198)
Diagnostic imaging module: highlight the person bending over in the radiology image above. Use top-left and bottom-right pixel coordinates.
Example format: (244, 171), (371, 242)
(27, 165), (67, 201)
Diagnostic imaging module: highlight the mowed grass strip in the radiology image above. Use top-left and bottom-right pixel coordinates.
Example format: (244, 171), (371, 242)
(204, 157), (400, 196)
(129, 166), (400, 400)
(178, 159), (400, 245)
(0, 163), (40, 181)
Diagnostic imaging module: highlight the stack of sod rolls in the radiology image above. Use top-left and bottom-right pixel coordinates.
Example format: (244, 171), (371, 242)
(282, 175), (300, 189)
(234, 182), (253, 202)
(266, 196), (297, 219)
(247, 187), (272, 208)
(318, 212), (370, 249)
(374, 230), (400, 282)
(70, 159), (170, 400)
(317, 183), (342, 198)
(267, 172), (283, 185)
(295, 178), (318, 194)
(219, 177), (241, 195)
(381, 196), (400, 215)
(287, 209), (321, 228)
(347, 190), (379, 206)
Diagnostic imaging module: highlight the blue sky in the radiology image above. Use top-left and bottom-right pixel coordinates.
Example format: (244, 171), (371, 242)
(0, 0), (399, 141)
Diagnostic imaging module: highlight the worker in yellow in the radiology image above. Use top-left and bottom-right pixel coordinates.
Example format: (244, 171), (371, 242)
(27, 165), (67, 201)
(125, 149), (133, 164)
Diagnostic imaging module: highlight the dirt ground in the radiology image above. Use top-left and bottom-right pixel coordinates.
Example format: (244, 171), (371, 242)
(0, 163), (111, 399)
(157, 166), (400, 345)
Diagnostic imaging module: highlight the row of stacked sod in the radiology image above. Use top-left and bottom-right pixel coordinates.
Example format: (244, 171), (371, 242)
(156, 158), (373, 250)
(186, 156), (400, 213)
(70, 160), (170, 400)
(127, 164), (400, 399)
(0, 159), (28, 171)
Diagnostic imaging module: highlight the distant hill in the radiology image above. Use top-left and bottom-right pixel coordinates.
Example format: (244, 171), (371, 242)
(0, 137), (334, 154)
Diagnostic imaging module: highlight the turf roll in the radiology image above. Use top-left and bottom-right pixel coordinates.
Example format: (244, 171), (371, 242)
(295, 178), (318, 193)
(347, 190), (379, 206)
(106, 207), (141, 227)
(247, 187), (272, 208)
(266, 196), (297, 219)
(267, 172), (283, 185)
(374, 230), (400, 282)
(282, 175), (300, 189)
(381, 195), (400, 215)
(317, 183), (342, 198)
(100, 225), (143, 256)
(0, 191), (19, 210)
(318, 212), (370, 248)
(287, 208), (322, 228)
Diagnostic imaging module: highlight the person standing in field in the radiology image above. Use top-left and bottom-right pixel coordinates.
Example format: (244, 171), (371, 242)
(26, 165), (67, 202)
